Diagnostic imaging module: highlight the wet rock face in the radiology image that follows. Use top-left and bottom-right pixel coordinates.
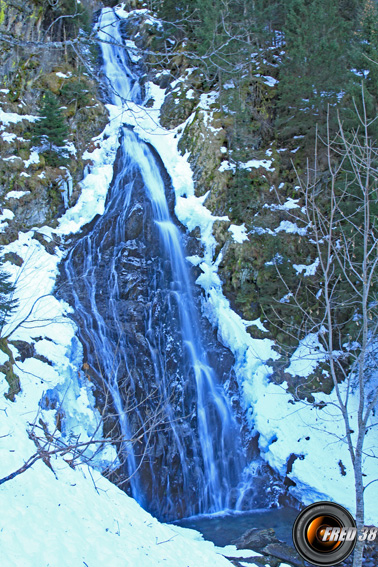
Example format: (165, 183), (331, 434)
(57, 134), (241, 520)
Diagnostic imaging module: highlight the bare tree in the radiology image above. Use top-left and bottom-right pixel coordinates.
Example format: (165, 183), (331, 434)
(273, 94), (378, 567)
(0, 356), (170, 490)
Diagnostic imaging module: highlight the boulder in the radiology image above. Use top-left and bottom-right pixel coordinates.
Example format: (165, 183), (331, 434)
(263, 543), (304, 566)
(232, 527), (281, 552)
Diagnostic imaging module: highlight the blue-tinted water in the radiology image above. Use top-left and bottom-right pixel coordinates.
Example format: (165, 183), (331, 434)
(175, 507), (299, 548)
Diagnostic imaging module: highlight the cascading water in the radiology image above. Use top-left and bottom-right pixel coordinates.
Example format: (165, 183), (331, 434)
(60, 8), (255, 519)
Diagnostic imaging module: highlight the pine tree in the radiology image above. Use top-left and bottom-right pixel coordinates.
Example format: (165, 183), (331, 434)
(347, 0), (378, 139)
(0, 261), (18, 332)
(32, 92), (69, 150)
(277, 0), (351, 138)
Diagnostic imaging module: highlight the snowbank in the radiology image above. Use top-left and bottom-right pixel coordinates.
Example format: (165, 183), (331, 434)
(0, 456), (232, 567)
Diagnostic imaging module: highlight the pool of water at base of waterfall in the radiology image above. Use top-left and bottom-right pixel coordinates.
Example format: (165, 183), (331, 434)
(173, 506), (299, 548)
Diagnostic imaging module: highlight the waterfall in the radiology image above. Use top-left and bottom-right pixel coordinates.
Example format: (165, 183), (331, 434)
(60, 8), (251, 519)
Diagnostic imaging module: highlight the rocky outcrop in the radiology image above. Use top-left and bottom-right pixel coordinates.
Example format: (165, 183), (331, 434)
(232, 528), (281, 551)
(0, 1), (108, 243)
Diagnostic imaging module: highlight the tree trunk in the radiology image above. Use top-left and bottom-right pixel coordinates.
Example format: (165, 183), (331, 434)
(352, 444), (365, 567)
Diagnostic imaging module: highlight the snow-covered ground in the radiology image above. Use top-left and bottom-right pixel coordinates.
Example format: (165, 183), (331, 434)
(0, 5), (377, 567)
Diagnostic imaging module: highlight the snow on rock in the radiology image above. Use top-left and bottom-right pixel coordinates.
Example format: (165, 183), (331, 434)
(265, 197), (300, 211)
(214, 545), (264, 559)
(198, 91), (219, 110)
(23, 150), (40, 168)
(242, 158), (274, 171)
(0, 208), (14, 231)
(3, 155), (19, 161)
(219, 158), (274, 173)
(6, 190), (31, 199)
(286, 333), (327, 378)
(293, 257), (319, 276)
(55, 71), (71, 78)
(0, 109), (39, 126)
(1, 131), (17, 142)
(275, 220), (308, 235)
(219, 160), (237, 173)
(279, 292), (293, 304)
(259, 75), (278, 87)
(229, 223), (249, 243)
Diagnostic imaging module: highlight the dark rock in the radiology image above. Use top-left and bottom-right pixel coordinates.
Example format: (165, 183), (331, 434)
(10, 340), (36, 362)
(32, 232), (58, 255)
(158, 72), (174, 90)
(3, 252), (23, 266)
(232, 528), (281, 552)
(160, 84), (198, 129)
(263, 542), (304, 566)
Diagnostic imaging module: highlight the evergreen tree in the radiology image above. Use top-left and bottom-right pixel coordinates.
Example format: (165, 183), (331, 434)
(277, 0), (351, 138)
(32, 92), (69, 150)
(346, 0), (378, 139)
(0, 261), (18, 332)
(358, 0), (378, 92)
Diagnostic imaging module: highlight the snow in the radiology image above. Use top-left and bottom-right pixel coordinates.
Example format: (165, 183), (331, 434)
(246, 318), (269, 333)
(293, 257), (319, 276)
(266, 198), (300, 211)
(229, 223), (249, 243)
(275, 220), (308, 235)
(24, 150), (40, 168)
(0, 208), (14, 230)
(1, 131), (17, 142)
(215, 545), (263, 559)
(186, 89), (196, 100)
(223, 80), (235, 90)
(286, 333), (327, 377)
(0, 109), (39, 126)
(55, 71), (71, 78)
(6, 190), (30, 199)
(279, 292), (293, 304)
(63, 141), (77, 156)
(243, 158), (274, 171)
(125, 38), (141, 62)
(3, 155), (19, 161)
(198, 91), (219, 110)
(0, 460), (233, 567)
(256, 74), (278, 87)
(219, 158), (274, 173)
